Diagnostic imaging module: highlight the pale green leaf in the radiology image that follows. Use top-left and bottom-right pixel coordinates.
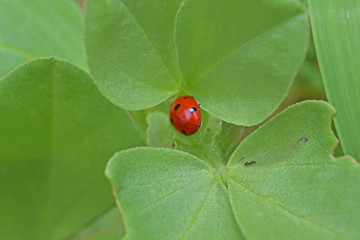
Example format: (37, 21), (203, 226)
(106, 148), (244, 240)
(0, 58), (143, 240)
(228, 101), (360, 239)
(308, 0), (360, 161)
(0, 0), (87, 76)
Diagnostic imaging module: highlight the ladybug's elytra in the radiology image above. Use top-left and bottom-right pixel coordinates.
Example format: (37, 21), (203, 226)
(169, 95), (201, 136)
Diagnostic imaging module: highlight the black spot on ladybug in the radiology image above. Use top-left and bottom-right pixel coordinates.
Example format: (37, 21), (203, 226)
(189, 107), (197, 113)
(183, 97), (188, 99)
(170, 118), (174, 125)
(181, 130), (188, 135)
(174, 104), (180, 111)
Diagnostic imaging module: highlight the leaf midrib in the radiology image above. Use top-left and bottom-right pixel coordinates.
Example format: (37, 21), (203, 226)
(179, 178), (216, 240)
(119, 0), (180, 87)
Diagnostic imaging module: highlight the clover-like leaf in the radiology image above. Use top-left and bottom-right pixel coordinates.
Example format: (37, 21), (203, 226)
(227, 101), (360, 239)
(106, 101), (360, 239)
(85, 0), (309, 125)
(106, 148), (244, 240)
(0, 59), (143, 239)
(0, 0), (87, 77)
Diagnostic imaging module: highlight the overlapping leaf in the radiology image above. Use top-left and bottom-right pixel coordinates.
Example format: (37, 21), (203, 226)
(86, 0), (309, 125)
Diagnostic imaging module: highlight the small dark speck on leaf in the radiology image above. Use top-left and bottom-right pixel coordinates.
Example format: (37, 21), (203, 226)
(298, 137), (308, 143)
(245, 161), (256, 166)
(241, 157), (245, 161)
(291, 137), (309, 149)
(206, 128), (210, 132)
(171, 143), (176, 148)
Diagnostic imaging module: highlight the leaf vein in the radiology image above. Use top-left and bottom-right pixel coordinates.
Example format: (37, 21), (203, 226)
(229, 178), (348, 238)
(136, 174), (209, 212)
(120, 0), (176, 82)
(189, 13), (305, 88)
(179, 179), (216, 240)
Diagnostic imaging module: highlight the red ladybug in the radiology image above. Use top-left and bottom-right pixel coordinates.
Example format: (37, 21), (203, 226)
(169, 95), (201, 136)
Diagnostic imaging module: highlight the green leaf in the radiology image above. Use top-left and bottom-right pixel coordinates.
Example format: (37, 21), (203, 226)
(85, 0), (309, 125)
(106, 148), (244, 240)
(0, 0), (87, 77)
(308, 0), (360, 161)
(107, 101), (360, 239)
(227, 101), (360, 239)
(177, 0), (309, 125)
(85, 0), (179, 110)
(0, 58), (143, 240)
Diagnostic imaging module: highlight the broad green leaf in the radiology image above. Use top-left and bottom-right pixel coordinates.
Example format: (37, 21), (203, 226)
(106, 148), (244, 240)
(177, 0), (309, 125)
(107, 101), (360, 239)
(228, 101), (360, 239)
(308, 0), (360, 161)
(85, 0), (309, 125)
(0, 58), (143, 240)
(69, 207), (124, 240)
(0, 0), (87, 77)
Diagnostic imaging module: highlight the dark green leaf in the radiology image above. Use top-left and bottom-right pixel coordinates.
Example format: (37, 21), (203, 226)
(0, 58), (143, 239)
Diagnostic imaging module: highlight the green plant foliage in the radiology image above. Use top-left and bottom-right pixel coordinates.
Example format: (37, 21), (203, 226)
(146, 110), (231, 168)
(0, 0), (87, 77)
(70, 207), (124, 240)
(0, 58), (143, 240)
(308, 0), (360, 161)
(85, 0), (309, 125)
(106, 101), (360, 240)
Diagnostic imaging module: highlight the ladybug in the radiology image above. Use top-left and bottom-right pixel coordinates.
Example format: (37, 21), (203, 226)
(169, 95), (201, 136)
